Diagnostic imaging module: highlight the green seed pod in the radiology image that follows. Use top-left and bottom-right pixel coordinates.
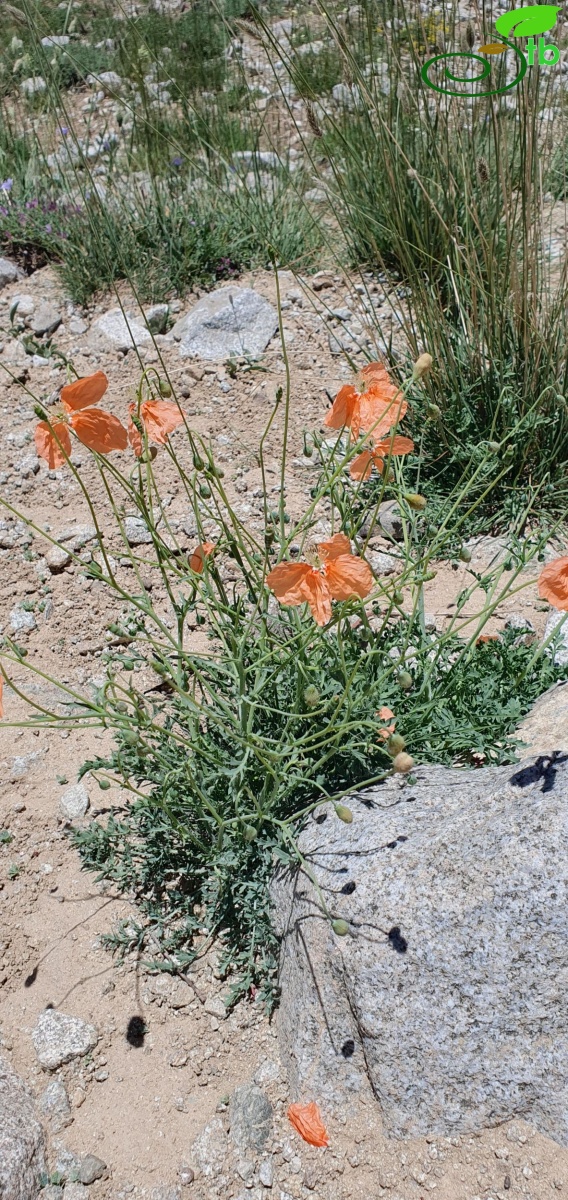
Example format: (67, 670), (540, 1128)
(159, 379), (172, 398)
(398, 670), (413, 691)
(393, 751), (415, 773)
(405, 492), (427, 512)
(122, 730), (138, 746)
(332, 919), (349, 936)
(193, 455), (205, 471)
(244, 825), (257, 843)
(115, 700), (128, 712)
(393, 591), (404, 605)
(487, 441), (500, 453)
(459, 546), (472, 563)
(98, 778), (111, 790)
(304, 685), (320, 708)
(387, 732), (406, 757)
(427, 402), (441, 419)
(121, 657), (135, 671)
(335, 804), (353, 824)
(199, 483), (211, 498)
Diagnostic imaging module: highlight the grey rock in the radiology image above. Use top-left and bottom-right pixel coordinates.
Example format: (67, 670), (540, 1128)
(367, 549), (396, 576)
(31, 304), (62, 338)
(46, 546), (72, 574)
(32, 1009), (98, 1071)
(41, 1187), (64, 1199)
(124, 516), (153, 546)
(59, 784), (89, 820)
(170, 287), (278, 362)
(68, 317), (88, 336)
(258, 1158), (274, 1188)
(0, 258), (23, 289)
(17, 454), (40, 478)
(57, 524), (98, 551)
(229, 1084), (273, 1152)
(273, 756), (568, 1142)
(331, 82), (363, 110)
(190, 1118), (228, 1178)
(52, 1142), (82, 1180)
(11, 293), (35, 317)
(516, 681), (568, 755)
(0, 1054), (46, 1200)
(41, 34), (70, 46)
(92, 309), (151, 351)
(38, 1078), (72, 1131)
(144, 303), (169, 334)
(87, 70), (124, 94)
(20, 76), (47, 97)
(77, 1154), (107, 1184)
(232, 150), (280, 171)
(505, 613), (536, 633)
(10, 607), (36, 633)
(377, 500), (404, 541)
(150, 1189), (182, 1200)
(544, 610), (568, 667)
(203, 996), (227, 1020)
(62, 1186), (88, 1200)
(177, 1165), (194, 1186)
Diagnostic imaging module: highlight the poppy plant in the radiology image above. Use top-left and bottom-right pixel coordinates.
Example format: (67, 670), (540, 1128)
(287, 1102), (329, 1148)
(267, 533), (373, 626)
(538, 557), (568, 610)
(324, 361), (407, 442)
(34, 371), (128, 467)
(127, 399), (185, 457)
(349, 433), (415, 481)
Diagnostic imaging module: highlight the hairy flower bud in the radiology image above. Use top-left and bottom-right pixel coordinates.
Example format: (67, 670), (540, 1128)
(332, 919), (349, 936)
(392, 751), (415, 773)
(398, 670), (413, 690)
(244, 825), (257, 843)
(159, 379), (172, 398)
(412, 353), (433, 380)
(405, 493), (427, 511)
(427, 402), (441, 419)
(304, 685), (320, 708)
(459, 547), (472, 563)
(335, 804), (353, 824)
(387, 732), (406, 757)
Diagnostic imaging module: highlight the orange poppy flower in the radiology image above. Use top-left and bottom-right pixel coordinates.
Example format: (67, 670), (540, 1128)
(35, 371), (128, 467)
(377, 704), (396, 740)
(34, 420), (72, 469)
(288, 1102), (329, 1148)
(350, 434), (414, 481)
(538, 556), (568, 610)
(267, 533), (373, 626)
(61, 370), (109, 412)
(190, 541), (216, 573)
(128, 400), (185, 456)
(325, 362), (407, 442)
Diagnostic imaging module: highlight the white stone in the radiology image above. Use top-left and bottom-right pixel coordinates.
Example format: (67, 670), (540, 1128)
(59, 783), (89, 820)
(169, 287), (278, 362)
(10, 607), (36, 633)
(0, 258), (23, 289)
(41, 34), (70, 46)
(20, 76), (47, 97)
(92, 308), (152, 351)
(544, 610), (568, 667)
(32, 1010), (98, 1071)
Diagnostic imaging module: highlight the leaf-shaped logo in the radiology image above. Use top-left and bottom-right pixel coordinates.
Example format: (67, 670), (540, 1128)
(495, 4), (561, 37)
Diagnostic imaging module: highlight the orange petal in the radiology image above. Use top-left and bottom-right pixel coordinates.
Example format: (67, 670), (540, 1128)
(538, 557), (568, 610)
(379, 706), (395, 721)
(127, 419), (143, 458)
(34, 420), (72, 469)
(61, 370), (109, 413)
(288, 1102), (329, 1148)
(303, 572), (333, 625)
(359, 390), (407, 438)
(141, 399), (185, 444)
(190, 541), (216, 573)
(266, 562), (314, 604)
(324, 554), (374, 602)
(70, 409), (128, 454)
(324, 385), (358, 431)
(360, 361), (392, 387)
(349, 449), (374, 481)
(318, 533), (352, 562)
(373, 434), (414, 458)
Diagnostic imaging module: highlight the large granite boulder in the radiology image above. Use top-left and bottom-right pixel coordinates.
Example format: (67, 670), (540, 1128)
(0, 1055), (46, 1199)
(272, 753), (568, 1144)
(169, 287), (278, 360)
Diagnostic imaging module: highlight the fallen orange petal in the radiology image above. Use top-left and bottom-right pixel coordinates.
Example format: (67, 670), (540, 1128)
(190, 541), (216, 573)
(70, 409), (128, 454)
(61, 370), (108, 413)
(538, 556), (568, 611)
(379, 706), (395, 721)
(34, 420), (72, 469)
(288, 1102), (329, 1148)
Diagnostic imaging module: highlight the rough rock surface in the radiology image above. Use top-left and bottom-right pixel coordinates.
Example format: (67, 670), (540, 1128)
(516, 681), (568, 755)
(169, 287), (278, 360)
(59, 783), (89, 820)
(0, 1054), (46, 1199)
(229, 1083), (273, 1151)
(32, 1008), (98, 1070)
(92, 308), (152, 351)
(273, 755), (568, 1143)
(545, 610), (568, 667)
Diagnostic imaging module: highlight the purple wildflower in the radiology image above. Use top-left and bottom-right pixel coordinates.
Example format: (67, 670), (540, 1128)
(171, 156), (184, 167)
(0, 179), (13, 193)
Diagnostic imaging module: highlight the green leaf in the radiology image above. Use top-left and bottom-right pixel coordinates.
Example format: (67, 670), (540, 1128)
(495, 4), (561, 37)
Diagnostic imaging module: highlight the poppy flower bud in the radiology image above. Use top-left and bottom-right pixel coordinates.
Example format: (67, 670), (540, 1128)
(427, 403), (441, 419)
(122, 730), (138, 746)
(412, 353), (433, 380)
(34, 404), (48, 421)
(193, 454), (205, 470)
(392, 751), (415, 773)
(387, 732), (406, 756)
(244, 825), (257, 843)
(199, 483), (211, 498)
(398, 670), (413, 690)
(159, 379), (172, 398)
(98, 778), (111, 790)
(405, 493), (427, 511)
(304, 685), (320, 708)
(487, 441), (500, 452)
(332, 919), (349, 936)
(335, 804), (353, 824)
(459, 547), (472, 563)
